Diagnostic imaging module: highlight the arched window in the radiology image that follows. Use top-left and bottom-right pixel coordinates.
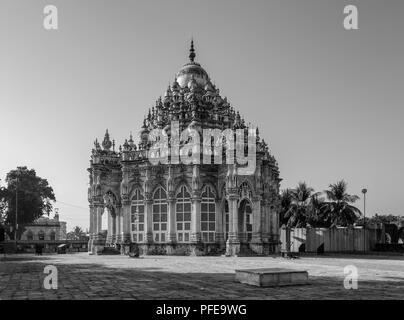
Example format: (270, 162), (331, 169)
(153, 187), (167, 243)
(131, 189), (145, 243)
(26, 231), (34, 241)
(38, 230), (45, 241)
(176, 186), (191, 242)
(201, 186), (216, 243)
(224, 200), (229, 241)
(50, 231), (56, 241)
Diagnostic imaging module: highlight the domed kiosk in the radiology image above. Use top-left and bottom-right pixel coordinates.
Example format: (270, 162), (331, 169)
(87, 41), (281, 256)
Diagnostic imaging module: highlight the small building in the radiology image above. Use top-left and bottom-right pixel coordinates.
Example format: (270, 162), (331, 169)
(20, 214), (67, 241)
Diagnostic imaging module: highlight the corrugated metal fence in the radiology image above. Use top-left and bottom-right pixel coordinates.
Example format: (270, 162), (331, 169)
(280, 225), (385, 253)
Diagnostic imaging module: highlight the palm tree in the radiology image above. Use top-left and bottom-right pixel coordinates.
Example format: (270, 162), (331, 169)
(279, 189), (293, 226)
(306, 193), (326, 227)
(322, 180), (361, 227)
(283, 182), (320, 227)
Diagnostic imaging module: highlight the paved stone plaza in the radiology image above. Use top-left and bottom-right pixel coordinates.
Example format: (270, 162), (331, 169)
(0, 253), (403, 299)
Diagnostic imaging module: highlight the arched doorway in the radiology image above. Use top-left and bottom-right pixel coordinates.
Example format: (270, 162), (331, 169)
(102, 191), (118, 244)
(238, 199), (253, 243)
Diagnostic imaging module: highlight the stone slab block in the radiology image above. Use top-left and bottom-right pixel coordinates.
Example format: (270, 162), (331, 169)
(235, 268), (309, 287)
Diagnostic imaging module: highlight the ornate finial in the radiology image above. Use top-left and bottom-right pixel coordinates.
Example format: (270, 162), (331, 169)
(129, 132), (134, 146)
(123, 139), (129, 150)
(102, 129), (112, 151)
(189, 39), (195, 62)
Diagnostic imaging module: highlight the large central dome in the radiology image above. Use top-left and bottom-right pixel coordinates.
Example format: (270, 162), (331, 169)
(176, 40), (210, 88)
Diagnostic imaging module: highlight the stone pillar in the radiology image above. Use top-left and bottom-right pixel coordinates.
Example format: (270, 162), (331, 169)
(116, 205), (122, 243)
(215, 199), (224, 245)
(111, 212), (117, 244)
(119, 204), (125, 244)
(252, 197), (262, 242)
(269, 206), (274, 238)
(95, 206), (103, 235)
(227, 198), (233, 238)
(190, 164), (201, 246)
(190, 191), (201, 243)
(107, 209), (112, 244)
(251, 196), (263, 254)
(226, 193), (240, 256)
(229, 195), (239, 241)
(144, 196), (153, 243)
(92, 204), (105, 254)
(260, 199), (268, 243)
(89, 205), (94, 235)
(88, 204), (94, 253)
(121, 199), (131, 244)
(167, 192), (177, 243)
(262, 200), (270, 242)
(120, 164), (130, 246)
(140, 194), (154, 256)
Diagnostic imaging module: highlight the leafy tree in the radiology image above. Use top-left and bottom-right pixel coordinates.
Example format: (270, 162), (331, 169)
(321, 180), (361, 227)
(0, 179), (7, 223)
(67, 226), (87, 240)
(367, 214), (402, 225)
(0, 167), (56, 240)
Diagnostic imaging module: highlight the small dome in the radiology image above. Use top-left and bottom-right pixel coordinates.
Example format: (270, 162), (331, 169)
(176, 40), (210, 88)
(176, 63), (209, 88)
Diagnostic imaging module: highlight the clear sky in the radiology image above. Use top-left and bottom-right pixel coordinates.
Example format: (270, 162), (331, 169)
(1, 0), (403, 231)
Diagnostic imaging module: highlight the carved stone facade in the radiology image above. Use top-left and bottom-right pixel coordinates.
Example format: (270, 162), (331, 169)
(87, 42), (281, 256)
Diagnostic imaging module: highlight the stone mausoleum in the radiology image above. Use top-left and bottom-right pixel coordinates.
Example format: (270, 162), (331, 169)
(87, 42), (281, 256)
